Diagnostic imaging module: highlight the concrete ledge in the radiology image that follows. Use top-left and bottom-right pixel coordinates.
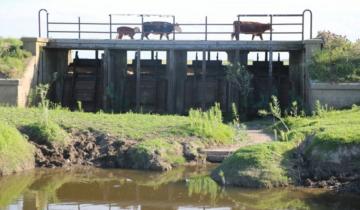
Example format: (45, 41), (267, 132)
(310, 82), (360, 109)
(45, 39), (304, 51)
(0, 79), (20, 86)
(311, 82), (360, 90)
(0, 57), (37, 107)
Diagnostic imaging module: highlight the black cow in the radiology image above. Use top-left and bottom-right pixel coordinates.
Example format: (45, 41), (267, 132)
(142, 21), (182, 40)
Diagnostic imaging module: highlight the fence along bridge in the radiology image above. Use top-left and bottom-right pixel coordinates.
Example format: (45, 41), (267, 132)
(26, 9), (321, 114)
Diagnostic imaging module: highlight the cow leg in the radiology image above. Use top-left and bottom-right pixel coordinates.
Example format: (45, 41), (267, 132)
(119, 34), (123, 40)
(259, 34), (263, 40)
(166, 33), (170, 40)
(145, 33), (150, 40)
(235, 33), (239, 41)
(160, 33), (164, 40)
(130, 34), (134, 39)
(252, 34), (255, 40)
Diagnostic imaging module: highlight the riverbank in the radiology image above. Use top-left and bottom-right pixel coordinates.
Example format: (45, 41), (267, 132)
(211, 105), (360, 193)
(0, 105), (237, 174)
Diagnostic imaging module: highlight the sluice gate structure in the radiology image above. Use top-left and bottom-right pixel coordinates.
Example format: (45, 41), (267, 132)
(23, 9), (322, 114)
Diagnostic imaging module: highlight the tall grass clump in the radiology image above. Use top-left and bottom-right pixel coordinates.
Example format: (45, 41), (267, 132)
(22, 84), (67, 146)
(188, 103), (235, 144)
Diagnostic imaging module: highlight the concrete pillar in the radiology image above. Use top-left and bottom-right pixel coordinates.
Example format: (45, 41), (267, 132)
(303, 39), (323, 109)
(167, 50), (187, 114)
(226, 50), (249, 112)
(21, 37), (48, 86)
(135, 50), (141, 112)
(175, 50), (187, 114)
(103, 49), (127, 112)
(289, 51), (303, 98)
(201, 50), (207, 109)
(44, 48), (71, 104)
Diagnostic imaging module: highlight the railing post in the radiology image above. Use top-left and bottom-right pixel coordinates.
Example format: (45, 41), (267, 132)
(205, 16), (208, 41)
(78, 16), (81, 39)
(301, 13), (305, 40)
(46, 12), (49, 38)
(238, 15), (240, 40)
(172, 15), (176, 40)
(141, 15), (144, 40)
(109, 14), (112, 39)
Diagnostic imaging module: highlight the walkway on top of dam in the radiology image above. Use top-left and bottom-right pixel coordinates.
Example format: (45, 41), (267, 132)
(44, 39), (305, 51)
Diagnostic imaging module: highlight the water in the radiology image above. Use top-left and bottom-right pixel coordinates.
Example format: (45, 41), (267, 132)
(0, 166), (359, 210)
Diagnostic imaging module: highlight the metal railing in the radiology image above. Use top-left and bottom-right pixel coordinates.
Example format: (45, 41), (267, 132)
(38, 9), (313, 41)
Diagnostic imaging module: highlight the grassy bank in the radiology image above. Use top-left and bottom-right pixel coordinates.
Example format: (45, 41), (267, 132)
(0, 122), (34, 175)
(0, 106), (235, 144)
(0, 38), (31, 78)
(0, 105), (235, 171)
(212, 106), (360, 188)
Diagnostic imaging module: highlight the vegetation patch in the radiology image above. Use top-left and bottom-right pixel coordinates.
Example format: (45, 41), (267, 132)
(0, 122), (34, 175)
(188, 103), (235, 145)
(0, 38), (31, 78)
(309, 31), (360, 82)
(211, 141), (295, 188)
(21, 120), (68, 146)
(212, 103), (360, 189)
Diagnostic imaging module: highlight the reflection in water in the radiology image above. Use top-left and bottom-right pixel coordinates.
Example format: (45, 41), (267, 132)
(0, 166), (359, 210)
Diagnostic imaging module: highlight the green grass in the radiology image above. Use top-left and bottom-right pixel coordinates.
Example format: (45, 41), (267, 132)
(285, 106), (360, 152)
(0, 106), (235, 145)
(0, 38), (31, 78)
(212, 141), (294, 188)
(0, 122), (34, 175)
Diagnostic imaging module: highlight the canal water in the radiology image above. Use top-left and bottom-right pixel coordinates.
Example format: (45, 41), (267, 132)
(0, 166), (359, 210)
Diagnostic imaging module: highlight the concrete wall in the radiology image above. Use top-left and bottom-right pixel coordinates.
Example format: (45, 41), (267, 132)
(309, 82), (360, 109)
(0, 57), (36, 107)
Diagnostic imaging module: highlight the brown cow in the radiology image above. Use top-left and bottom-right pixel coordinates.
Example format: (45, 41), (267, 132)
(232, 21), (272, 40)
(116, 26), (141, 39)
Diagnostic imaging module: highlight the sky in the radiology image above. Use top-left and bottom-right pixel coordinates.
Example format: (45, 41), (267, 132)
(0, 0), (359, 40)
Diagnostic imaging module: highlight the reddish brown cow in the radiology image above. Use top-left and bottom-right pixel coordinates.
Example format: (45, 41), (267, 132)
(116, 27), (141, 39)
(232, 21), (272, 40)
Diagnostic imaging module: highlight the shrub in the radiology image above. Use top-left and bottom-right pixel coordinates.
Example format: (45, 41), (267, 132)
(0, 38), (31, 78)
(309, 31), (360, 82)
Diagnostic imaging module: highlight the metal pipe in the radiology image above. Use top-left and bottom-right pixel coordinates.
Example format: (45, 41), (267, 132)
(38, 9), (48, 37)
(303, 9), (313, 39)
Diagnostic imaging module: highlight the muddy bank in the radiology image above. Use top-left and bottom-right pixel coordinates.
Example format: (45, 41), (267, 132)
(31, 129), (206, 171)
